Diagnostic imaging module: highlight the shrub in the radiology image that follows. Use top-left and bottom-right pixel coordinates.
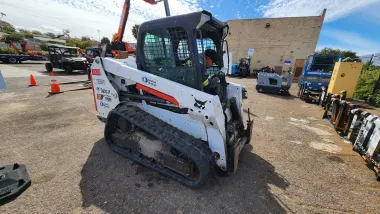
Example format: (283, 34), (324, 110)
(353, 65), (380, 107)
(0, 47), (18, 54)
(22, 32), (34, 38)
(46, 41), (65, 45)
(31, 30), (42, 35)
(44, 32), (56, 38)
(66, 40), (93, 49)
(1, 32), (24, 41)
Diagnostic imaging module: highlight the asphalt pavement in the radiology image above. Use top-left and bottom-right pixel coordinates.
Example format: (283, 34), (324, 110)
(0, 63), (379, 213)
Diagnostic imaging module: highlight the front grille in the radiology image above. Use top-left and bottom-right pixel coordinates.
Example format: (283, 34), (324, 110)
(74, 61), (85, 69)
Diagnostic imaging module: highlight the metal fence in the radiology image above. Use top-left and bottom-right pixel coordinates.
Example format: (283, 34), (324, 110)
(359, 53), (380, 67)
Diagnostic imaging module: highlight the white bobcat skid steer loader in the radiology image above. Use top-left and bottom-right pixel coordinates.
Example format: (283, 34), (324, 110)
(91, 11), (253, 188)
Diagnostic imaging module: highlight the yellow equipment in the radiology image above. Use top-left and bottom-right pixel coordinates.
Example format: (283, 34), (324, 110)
(327, 62), (363, 98)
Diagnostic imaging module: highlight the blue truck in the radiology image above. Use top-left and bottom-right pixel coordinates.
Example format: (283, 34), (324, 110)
(298, 55), (341, 102)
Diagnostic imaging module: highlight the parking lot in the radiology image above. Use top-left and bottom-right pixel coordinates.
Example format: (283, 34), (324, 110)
(1, 62), (380, 214)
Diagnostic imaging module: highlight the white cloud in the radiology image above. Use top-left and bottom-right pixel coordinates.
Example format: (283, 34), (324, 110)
(318, 28), (380, 55)
(0, 0), (201, 41)
(258, 0), (379, 21)
(13, 25), (24, 30)
(40, 25), (62, 33)
(13, 25), (42, 32)
(357, 2), (380, 26)
(215, 0), (223, 8)
(236, 11), (241, 19)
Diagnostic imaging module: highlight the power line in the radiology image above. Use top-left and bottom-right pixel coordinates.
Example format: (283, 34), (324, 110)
(1, 1), (115, 27)
(2, 3), (98, 31)
(0, 2), (101, 34)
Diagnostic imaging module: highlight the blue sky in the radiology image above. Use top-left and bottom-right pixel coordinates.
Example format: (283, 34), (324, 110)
(1, 0), (379, 55)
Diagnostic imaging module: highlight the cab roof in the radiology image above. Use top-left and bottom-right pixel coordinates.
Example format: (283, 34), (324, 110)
(138, 10), (226, 33)
(47, 44), (79, 49)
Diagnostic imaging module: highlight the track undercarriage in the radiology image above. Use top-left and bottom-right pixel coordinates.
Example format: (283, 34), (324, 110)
(105, 105), (215, 188)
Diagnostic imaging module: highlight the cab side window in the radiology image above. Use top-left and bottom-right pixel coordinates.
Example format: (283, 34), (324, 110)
(142, 27), (196, 88)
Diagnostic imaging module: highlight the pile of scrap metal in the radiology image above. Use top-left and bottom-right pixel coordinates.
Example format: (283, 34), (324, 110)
(322, 91), (355, 135)
(322, 92), (380, 181)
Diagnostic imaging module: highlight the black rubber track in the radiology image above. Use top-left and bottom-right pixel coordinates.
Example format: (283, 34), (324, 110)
(104, 105), (215, 188)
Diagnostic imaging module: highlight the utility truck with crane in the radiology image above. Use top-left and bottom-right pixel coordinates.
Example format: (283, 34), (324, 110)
(298, 55), (341, 103)
(0, 40), (45, 63)
(91, 0), (253, 188)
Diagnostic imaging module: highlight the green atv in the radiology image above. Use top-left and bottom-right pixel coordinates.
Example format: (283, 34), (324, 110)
(45, 44), (90, 78)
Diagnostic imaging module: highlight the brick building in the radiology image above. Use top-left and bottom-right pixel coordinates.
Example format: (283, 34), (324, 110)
(226, 9), (326, 76)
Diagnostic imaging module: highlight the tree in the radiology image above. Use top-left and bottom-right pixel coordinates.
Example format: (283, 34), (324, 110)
(40, 42), (48, 51)
(132, 24), (139, 40)
(100, 37), (110, 45)
(44, 32), (56, 38)
(316, 48), (359, 59)
(1, 32), (24, 41)
(18, 28), (31, 33)
(31, 30), (42, 35)
(22, 32), (34, 38)
(0, 20), (15, 33)
(62, 29), (70, 37)
(66, 39), (93, 49)
(81, 36), (91, 41)
(353, 67), (380, 106)
(79, 40), (93, 49)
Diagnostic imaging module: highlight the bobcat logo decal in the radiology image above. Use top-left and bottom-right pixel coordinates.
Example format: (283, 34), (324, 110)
(194, 98), (207, 110)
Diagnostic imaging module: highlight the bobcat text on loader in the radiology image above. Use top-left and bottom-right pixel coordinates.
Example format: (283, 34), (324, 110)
(91, 11), (253, 188)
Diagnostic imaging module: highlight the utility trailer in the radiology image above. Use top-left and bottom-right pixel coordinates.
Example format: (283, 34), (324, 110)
(0, 54), (45, 64)
(0, 39), (46, 63)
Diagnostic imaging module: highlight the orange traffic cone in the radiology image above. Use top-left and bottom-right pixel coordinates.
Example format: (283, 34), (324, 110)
(50, 72), (55, 76)
(49, 74), (62, 94)
(29, 74), (37, 87)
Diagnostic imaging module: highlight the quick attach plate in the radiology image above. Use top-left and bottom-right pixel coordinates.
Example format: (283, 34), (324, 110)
(0, 163), (31, 205)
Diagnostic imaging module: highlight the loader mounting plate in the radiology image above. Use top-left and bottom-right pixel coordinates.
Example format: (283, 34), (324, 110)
(0, 163), (31, 205)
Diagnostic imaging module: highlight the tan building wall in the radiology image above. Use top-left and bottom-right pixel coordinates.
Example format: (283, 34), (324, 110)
(226, 10), (325, 72)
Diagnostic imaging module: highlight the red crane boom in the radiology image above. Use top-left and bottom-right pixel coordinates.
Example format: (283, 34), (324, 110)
(111, 0), (170, 59)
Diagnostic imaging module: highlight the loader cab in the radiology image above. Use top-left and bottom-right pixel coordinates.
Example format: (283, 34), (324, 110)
(136, 11), (228, 101)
